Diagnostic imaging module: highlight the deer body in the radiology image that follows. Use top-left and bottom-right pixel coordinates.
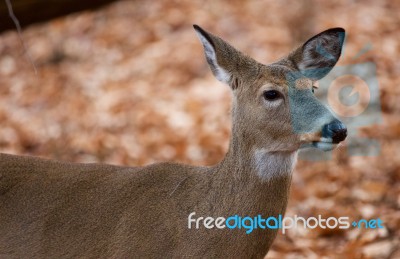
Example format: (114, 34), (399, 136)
(0, 151), (293, 258)
(0, 25), (347, 258)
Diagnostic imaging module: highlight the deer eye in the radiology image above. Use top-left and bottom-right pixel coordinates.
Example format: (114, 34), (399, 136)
(312, 86), (317, 94)
(263, 90), (281, 101)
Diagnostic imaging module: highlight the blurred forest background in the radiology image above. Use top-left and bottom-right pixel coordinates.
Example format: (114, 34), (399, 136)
(0, 0), (399, 258)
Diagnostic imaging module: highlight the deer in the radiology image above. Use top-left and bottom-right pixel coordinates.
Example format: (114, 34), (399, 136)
(0, 25), (347, 258)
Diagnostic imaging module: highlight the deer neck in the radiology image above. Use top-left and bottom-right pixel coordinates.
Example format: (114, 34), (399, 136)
(218, 115), (298, 179)
(207, 121), (298, 216)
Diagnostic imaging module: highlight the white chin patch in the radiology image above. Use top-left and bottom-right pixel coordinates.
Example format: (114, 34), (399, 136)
(312, 142), (338, 151)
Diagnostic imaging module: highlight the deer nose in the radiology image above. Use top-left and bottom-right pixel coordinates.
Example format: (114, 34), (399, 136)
(322, 120), (347, 144)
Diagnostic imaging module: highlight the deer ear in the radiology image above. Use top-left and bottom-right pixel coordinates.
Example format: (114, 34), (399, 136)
(290, 28), (345, 80)
(193, 25), (232, 84)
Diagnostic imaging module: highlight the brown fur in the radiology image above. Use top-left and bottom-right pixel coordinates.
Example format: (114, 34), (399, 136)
(0, 25), (345, 258)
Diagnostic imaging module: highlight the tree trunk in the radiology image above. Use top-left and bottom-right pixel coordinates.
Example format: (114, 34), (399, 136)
(0, 0), (119, 33)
